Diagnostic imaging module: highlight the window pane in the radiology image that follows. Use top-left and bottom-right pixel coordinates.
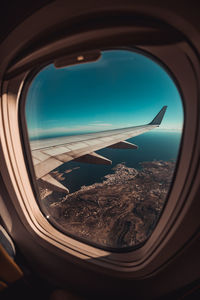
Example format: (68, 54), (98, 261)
(25, 50), (183, 250)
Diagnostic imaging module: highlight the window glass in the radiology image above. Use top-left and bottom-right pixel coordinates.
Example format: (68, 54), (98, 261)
(25, 50), (183, 250)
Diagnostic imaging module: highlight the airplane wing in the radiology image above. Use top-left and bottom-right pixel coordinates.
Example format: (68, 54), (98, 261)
(30, 106), (167, 193)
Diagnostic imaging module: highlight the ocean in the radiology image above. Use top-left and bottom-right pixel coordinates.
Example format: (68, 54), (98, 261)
(54, 131), (182, 193)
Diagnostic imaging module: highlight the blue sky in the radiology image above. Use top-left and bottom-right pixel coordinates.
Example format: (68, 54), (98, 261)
(26, 50), (183, 139)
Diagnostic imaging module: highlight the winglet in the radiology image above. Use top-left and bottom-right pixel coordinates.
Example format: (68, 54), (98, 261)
(149, 106), (167, 125)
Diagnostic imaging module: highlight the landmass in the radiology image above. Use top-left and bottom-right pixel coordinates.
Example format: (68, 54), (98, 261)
(37, 160), (175, 249)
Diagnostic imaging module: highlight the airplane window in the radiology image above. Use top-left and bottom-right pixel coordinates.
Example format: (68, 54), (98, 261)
(25, 49), (183, 250)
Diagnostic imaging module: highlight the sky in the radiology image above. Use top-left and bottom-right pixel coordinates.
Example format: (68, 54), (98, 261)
(26, 50), (183, 139)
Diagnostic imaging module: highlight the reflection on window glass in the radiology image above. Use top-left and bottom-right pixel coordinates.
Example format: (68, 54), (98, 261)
(25, 50), (183, 250)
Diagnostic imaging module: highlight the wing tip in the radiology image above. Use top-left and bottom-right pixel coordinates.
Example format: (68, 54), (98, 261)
(149, 106), (167, 125)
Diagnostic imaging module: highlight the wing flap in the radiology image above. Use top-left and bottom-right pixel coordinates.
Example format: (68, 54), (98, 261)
(32, 150), (50, 162)
(42, 146), (71, 156)
(41, 174), (69, 193)
(74, 152), (112, 165)
(34, 157), (63, 178)
(107, 141), (138, 149)
(55, 153), (74, 163)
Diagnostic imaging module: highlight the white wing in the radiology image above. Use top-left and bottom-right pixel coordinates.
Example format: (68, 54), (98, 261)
(30, 106), (167, 193)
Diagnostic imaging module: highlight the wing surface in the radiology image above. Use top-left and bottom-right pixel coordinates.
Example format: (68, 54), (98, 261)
(30, 106), (167, 192)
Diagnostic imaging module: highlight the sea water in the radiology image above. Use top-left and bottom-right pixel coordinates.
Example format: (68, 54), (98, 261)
(54, 130), (182, 193)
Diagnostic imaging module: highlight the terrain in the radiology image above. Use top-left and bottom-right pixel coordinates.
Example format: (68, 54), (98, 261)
(38, 160), (175, 249)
